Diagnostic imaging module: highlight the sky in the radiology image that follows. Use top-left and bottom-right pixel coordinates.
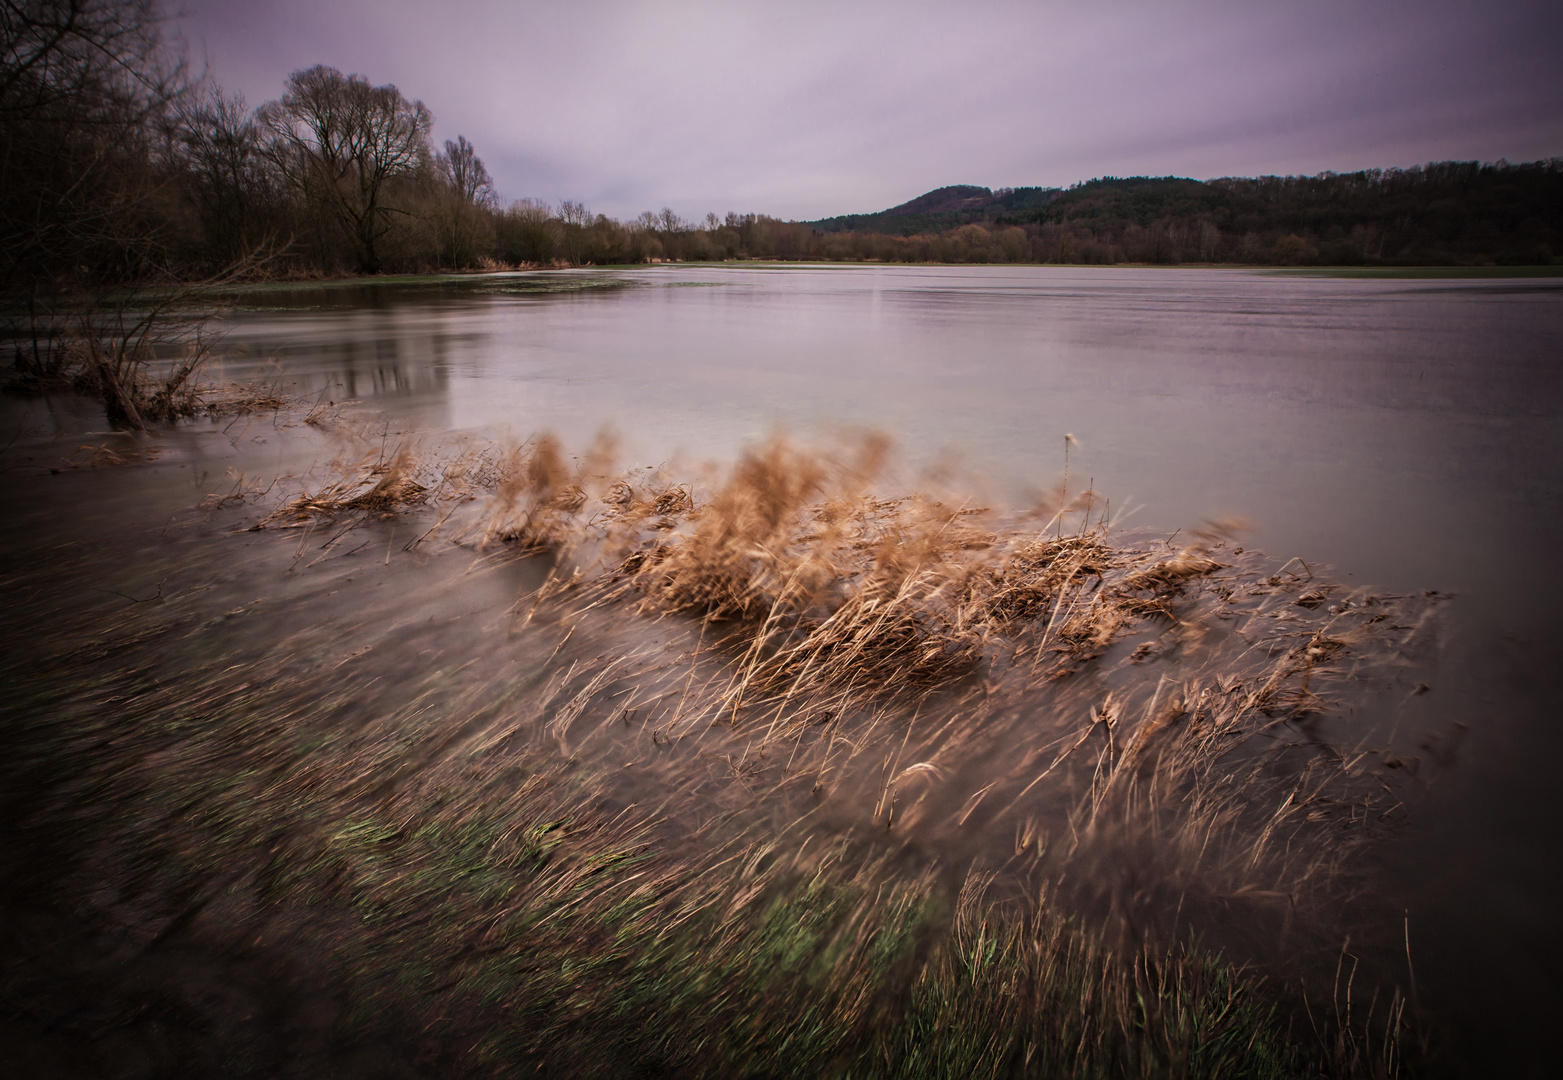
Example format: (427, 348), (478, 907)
(176, 0), (1563, 222)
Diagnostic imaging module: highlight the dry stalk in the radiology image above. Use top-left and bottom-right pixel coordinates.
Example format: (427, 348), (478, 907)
(228, 429), (1441, 940)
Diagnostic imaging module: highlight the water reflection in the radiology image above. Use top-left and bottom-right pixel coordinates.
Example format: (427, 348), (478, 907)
(204, 266), (1563, 642)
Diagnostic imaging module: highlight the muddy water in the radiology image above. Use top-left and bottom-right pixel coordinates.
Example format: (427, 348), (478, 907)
(4, 265), (1561, 1073)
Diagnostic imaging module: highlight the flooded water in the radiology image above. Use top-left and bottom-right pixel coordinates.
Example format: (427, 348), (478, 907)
(198, 265), (1563, 635)
(5, 264), (1561, 1074)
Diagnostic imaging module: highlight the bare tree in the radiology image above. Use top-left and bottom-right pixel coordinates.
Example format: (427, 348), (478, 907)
(3, 0), (196, 414)
(557, 200), (591, 227)
(63, 250), (274, 428)
(430, 133), (494, 267)
(175, 83), (276, 266)
(1, 0), (188, 290)
(496, 198), (557, 265)
(655, 207), (684, 235)
(2, 3), (290, 425)
(258, 65), (432, 273)
(437, 134), (493, 206)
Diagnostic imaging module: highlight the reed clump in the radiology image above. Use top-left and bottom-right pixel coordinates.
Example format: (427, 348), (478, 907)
(558, 436), (1283, 726)
(254, 444), (455, 527)
(186, 426), (1438, 1072)
(243, 431), (1429, 747)
(611, 439), (1005, 704)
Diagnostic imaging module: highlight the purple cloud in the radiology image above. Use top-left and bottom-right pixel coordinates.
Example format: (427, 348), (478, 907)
(178, 0), (1563, 220)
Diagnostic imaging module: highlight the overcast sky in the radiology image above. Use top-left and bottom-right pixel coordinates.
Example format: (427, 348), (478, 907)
(177, 0), (1563, 221)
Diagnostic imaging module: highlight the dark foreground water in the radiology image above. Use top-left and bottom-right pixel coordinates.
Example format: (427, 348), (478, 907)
(5, 264), (1561, 1074)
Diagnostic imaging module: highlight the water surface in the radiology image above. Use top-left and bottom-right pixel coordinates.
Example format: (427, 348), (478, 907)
(7, 264), (1561, 1072)
(204, 265), (1563, 637)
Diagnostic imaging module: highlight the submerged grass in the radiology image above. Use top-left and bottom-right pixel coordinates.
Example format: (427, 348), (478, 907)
(0, 424), (1439, 1076)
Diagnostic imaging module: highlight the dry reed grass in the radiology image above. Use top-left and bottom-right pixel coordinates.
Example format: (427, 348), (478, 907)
(75, 424), (1434, 1074)
(0, 551), (1334, 1076)
(237, 431), (1438, 929)
(53, 441), (163, 470)
(192, 382), (292, 416)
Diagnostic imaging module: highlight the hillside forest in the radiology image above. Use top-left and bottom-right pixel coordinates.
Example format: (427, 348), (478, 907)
(4, 0), (1560, 301)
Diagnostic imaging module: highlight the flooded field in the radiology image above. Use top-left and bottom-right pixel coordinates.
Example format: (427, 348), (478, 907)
(3, 265), (1559, 1076)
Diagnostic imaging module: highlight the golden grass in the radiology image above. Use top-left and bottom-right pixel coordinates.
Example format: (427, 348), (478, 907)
(0, 425), (1439, 1074)
(52, 441), (163, 470)
(234, 429), (1437, 944)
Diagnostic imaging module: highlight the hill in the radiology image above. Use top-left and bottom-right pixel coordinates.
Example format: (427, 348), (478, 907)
(803, 161), (1563, 265)
(809, 185), (1060, 236)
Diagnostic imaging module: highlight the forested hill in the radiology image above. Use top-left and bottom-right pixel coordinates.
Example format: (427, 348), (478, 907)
(811, 185), (1061, 236)
(808, 161), (1563, 265)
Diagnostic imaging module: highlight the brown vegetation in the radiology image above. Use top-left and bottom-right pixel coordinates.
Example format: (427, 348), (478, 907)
(0, 421), (1440, 1075)
(241, 429), (1441, 942)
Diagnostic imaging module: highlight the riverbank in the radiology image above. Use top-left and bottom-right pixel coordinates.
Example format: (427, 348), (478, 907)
(213, 261), (1563, 288)
(18, 260), (1554, 307)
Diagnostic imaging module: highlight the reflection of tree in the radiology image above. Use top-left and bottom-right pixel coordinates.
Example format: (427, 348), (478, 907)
(313, 314), (455, 402)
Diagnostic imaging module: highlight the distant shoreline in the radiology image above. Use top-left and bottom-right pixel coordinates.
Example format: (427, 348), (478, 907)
(1264, 264), (1563, 278)
(188, 262), (1563, 293)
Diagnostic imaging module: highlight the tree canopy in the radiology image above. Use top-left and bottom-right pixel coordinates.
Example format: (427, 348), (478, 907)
(257, 65), (433, 273)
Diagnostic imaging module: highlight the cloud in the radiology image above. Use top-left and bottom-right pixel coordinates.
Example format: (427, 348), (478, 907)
(178, 0), (1563, 219)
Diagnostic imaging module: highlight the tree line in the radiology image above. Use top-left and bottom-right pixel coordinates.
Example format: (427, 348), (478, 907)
(2, 0), (511, 287)
(0, 0), (841, 288)
(807, 165), (1563, 266)
(4, 0), (1559, 308)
